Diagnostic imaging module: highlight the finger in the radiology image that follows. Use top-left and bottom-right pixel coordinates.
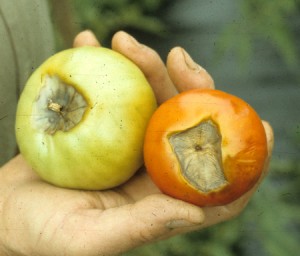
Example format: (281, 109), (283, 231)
(167, 47), (215, 92)
(73, 30), (101, 48)
(201, 120), (274, 228)
(262, 120), (274, 169)
(60, 194), (204, 255)
(118, 168), (160, 201)
(0, 155), (40, 185)
(112, 31), (178, 104)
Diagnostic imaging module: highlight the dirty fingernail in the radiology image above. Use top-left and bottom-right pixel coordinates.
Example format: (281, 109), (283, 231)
(166, 219), (197, 229)
(181, 48), (202, 73)
(127, 33), (144, 48)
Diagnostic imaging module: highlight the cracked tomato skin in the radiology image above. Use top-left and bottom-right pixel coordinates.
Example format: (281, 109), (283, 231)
(144, 88), (268, 206)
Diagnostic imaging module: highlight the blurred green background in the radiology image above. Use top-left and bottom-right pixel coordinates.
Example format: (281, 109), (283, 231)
(49, 0), (300, 255)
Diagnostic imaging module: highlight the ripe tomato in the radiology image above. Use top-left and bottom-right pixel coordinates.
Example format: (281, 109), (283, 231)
(144, 88), (268, 206)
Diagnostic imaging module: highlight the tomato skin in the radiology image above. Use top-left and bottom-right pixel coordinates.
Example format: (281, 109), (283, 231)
(144, 89), (268, 206)
(16, 46), (157, 190)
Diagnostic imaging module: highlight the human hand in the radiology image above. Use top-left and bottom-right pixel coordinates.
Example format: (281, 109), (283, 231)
(0, 31), (274, 256)
(108, 30), (273, 230)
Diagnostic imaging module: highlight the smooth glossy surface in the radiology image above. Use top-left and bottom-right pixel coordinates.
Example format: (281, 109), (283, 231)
(144, 89), (267, 206)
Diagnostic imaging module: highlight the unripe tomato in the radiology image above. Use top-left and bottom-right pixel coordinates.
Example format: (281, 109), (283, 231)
(16, 46), (157, 190)
(144, 89), (268, 206)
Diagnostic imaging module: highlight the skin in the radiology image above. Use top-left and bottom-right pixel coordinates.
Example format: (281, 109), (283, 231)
(0, 30), (274, 256)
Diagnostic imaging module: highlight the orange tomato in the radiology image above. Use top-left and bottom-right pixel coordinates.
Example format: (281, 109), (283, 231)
(144, 88), (268, 206)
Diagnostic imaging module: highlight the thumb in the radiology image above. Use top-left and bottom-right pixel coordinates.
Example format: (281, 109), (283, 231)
(61, 194), (204, 255)
(127, 194), (205, 235)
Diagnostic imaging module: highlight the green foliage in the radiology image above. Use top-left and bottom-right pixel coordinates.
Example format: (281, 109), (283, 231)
(72, 0), (171, 45)
(292, 125), (300, 151)
(240, 159), (300, 256)
(215, 0), (300, 71)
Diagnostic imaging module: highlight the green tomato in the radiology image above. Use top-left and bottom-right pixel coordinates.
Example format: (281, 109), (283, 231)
(15, 46), (157, 190)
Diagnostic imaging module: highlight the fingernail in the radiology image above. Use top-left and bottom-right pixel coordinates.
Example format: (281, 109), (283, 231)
(82, 29), (95, 36)
(81, 30), (97, 40)
(165, 219), (197, 230)
(127, 33), (144, 48)
(181, 48), (202, 73)
(75, 30), (100, 47)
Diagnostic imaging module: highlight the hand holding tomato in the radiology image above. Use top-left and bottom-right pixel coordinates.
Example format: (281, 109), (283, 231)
(0, 30), (273, 256)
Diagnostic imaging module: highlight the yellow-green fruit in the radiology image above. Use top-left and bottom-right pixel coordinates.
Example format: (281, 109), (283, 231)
(15, 46), (157, 190)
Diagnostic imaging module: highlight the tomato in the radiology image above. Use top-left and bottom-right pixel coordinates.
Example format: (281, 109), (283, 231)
(144, 89), (268, 206)
(15, 46), (157, 190)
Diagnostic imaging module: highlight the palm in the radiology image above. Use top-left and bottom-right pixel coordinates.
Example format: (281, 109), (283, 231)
(1, 156), (162, 255)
